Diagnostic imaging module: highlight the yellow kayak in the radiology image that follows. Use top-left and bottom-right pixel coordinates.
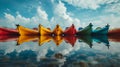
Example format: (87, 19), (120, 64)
(52, 24), (63, 36)
(39, 24), (52, 36)
(39, 35), (52, 46)
(17, 35), (38, 45)
(52, 35), (63, 46)
(16, 25), (39, 36)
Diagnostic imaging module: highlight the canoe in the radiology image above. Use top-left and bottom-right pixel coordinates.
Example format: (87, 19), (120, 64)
(76, 23), (93, 35)
(77, 35), (93, 48)
(39, 35), (52, 46)
(63, 35), (77, 47)
(0, 27), (19, 35)
(92, 24), (110, 35)
(63, 24), (77, 36)
(52, 35), (63, 46)
(52, 24), (63, 36)
(16, 25), (39, 36)
(39, 24), (52, 36)
(17, 35), (38, 45)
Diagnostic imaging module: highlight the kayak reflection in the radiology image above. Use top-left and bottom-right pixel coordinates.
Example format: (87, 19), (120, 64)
(0, 34), (120, 48)
(0, 35), (111, 48)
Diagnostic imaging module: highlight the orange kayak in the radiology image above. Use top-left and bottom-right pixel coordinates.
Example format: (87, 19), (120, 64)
(39, 24), (52, 36)
(16, 25), (39, 36)
(52, 24), (63, 36)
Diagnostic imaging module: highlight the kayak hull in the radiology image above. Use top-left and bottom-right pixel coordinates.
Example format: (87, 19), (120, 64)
(76, 23), (93, 35)
(63, 24), (77, 36)
(39, 24), (52, 36)
(52, 24), (63, 36)
(0, 27), (19, 35)
(92, 24), (109, 35)
(16, 25), (39, 36)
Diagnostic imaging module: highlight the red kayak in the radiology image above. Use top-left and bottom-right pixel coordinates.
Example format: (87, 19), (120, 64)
(63, 24), (77, 36)
(108, 28), (120, 42)
(0, 27), (19, 35)
(63, 35), (77, 47)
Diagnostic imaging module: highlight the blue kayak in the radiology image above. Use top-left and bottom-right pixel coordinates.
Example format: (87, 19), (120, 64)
(92, 24), (110, 35)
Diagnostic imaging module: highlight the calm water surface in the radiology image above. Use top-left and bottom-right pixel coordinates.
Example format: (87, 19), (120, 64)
(0, 35), (120, 67)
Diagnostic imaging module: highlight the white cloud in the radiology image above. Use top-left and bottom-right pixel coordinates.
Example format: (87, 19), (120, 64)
(3, 1), (82, 29)
(63, 0), (118, 10)
(4, 13), (15, 22)
(50, 1), (81, 29)
(30, 6), (50, 28)
(1, 13), (16, 28)
(15, 12), (30, 24)
(104, 2), (120, 14)
(37, 6), (48, 20)
(91, 14), (120, 29)
(3, 6), (50, 28)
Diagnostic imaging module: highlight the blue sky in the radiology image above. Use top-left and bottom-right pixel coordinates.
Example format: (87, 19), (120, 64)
(0, 0), (120, 29)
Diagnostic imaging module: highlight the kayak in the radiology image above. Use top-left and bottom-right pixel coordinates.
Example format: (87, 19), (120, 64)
(92, 24), (110, 35)
(39, 24), (52, 36)
(39, 35), (52, 46)
(16, 25), (39, 36)
(52, 35), (63, 46)
(17, 35), (38, 45)
(63, 35), (77, 47)
(52, 24), (63, 36)
(108, 28), (120, 42)
(0, 27), (19, 35)
(63, 24), (77, 36)
(76, 23), (93, 35)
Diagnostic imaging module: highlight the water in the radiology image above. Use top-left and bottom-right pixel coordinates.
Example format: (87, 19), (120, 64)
(0, 35), (120, 67)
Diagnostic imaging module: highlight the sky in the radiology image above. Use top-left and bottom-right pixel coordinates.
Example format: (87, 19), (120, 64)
(0, 0), (120, 64)
(0, 0), (120, 29)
